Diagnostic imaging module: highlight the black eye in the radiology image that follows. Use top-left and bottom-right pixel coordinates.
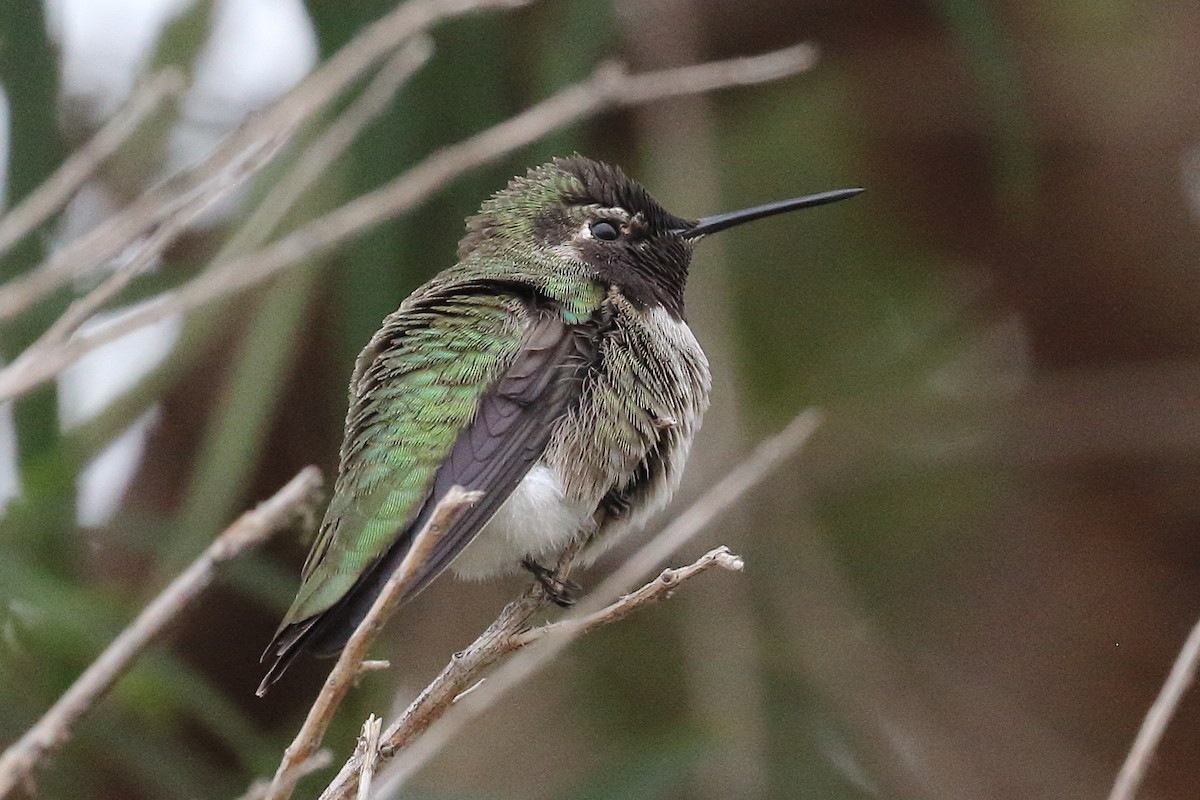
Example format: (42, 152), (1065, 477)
(590, 220), (620, 241)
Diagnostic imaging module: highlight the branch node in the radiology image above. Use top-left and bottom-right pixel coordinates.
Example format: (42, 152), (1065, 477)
(354, 660), (391, 684)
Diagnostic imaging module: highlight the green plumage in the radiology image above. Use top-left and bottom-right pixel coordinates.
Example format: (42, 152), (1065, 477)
(287, 292), (526, 620)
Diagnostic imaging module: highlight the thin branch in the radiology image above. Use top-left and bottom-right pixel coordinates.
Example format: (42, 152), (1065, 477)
(0, 42), (819, 403)
(317, 408), (823, 800)
(219, 37), (434, 261)
(0, 68), (185, 258)
(352, 588), (547, 763)
(513, 546), (744, 647)
(238, 751), (334, 800)
(263, 486), (483, 800)
(2, 142), (254, 390)
(0, 0), (531, 321)
(356, 715), (383, 800)
(0, 467), (324, 800)
(1107, 615), (1200, 800)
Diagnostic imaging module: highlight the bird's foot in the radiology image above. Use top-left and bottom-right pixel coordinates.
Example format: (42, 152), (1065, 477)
(522, 558), (580, 607)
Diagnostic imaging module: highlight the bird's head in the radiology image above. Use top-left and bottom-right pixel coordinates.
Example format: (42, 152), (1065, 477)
(459, 155), (861, 317)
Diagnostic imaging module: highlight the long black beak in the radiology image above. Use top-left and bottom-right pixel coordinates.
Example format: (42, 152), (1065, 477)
(678, 187), (863, 239)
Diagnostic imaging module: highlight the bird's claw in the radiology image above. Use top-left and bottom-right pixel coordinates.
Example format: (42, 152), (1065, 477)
(521, 558), (580, 607)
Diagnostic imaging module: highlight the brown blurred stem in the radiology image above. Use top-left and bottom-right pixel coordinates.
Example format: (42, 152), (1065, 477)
(615, 1), (771, 795)
(0, 467), (323, 800)
(1107, 616), (1200, 800)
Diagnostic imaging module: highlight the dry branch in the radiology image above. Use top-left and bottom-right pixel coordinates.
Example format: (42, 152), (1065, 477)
(1107, 615), (1200, 800)
(512, 546), (745, 647)
(0, 467), (323, 800)
(219, 37), (434, 262)
(0, 0), (530, 322)
(313, 408), (822, 800)
(0, 42), (819, 403)
(0, 68), (185, 259)
(356, 715), (383, 800)
(311, 546), (744, 800)
(238, 751), (334, 800)
(262, 486), (483, 800)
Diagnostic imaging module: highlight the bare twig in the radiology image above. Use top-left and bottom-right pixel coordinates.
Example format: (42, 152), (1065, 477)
(0, 68), (185, 258)
(0, 145), (254, 394)
(263, 486), (483, 800)
(357, 715), (383, 800)
(317, 408), (823, 800)
(0, 43), (819, 403)
(238, 751), (334, 800)
(1107, 615), (1200, 800)
(0, 0), (531, 321)
(0, 467), (323, 800)
(513, 546), (744, 647)
(220, 37), (434, 261)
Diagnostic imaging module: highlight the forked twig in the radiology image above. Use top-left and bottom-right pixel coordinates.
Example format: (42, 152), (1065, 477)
(513, 546), (745, 647)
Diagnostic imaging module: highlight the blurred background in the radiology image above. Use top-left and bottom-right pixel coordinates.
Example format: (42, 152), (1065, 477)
(2, 0), (1200, 798)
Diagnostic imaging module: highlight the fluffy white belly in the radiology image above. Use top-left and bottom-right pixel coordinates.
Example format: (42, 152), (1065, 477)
(449, 464), (593, 579)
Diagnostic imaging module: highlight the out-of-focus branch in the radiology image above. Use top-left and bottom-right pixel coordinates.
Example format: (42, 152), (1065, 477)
(0, 0), (531, 322)
(0, 42), (819, 403)
(0, 68), (185, 259)
(219, 37), (434, 262)
(317, 408), (823, 800)
(262, 486), (483, 800)
(1, 144), (255, 387)
(0, 467), (323, 800)
(1107, 615), (1200, 800)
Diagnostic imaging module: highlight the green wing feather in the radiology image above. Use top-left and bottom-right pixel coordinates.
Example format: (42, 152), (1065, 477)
(258, 265), (606, 694)
(285, 290), (529, 623)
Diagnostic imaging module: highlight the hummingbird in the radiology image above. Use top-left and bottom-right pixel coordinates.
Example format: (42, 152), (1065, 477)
(258, 156), (860, 694)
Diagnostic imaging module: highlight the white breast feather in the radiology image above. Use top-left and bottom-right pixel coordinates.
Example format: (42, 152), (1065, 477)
(449, 465), (592, 579)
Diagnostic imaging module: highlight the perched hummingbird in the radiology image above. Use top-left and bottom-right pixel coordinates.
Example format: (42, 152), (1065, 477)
(258, 156), (860, 694)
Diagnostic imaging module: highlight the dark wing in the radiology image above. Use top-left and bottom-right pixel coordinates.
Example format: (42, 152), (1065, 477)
(258, 302), (596, 693)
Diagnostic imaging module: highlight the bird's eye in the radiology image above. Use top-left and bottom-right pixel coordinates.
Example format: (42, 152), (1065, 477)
(590, 220), (620, 241)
